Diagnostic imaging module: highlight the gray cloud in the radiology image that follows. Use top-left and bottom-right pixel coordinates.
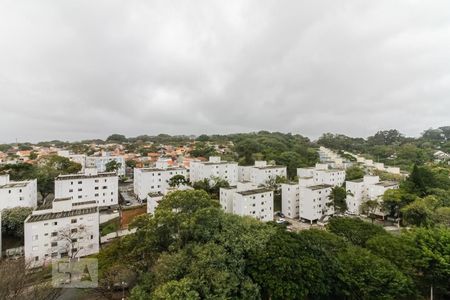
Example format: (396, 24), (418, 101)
(0, 0), (449, 143)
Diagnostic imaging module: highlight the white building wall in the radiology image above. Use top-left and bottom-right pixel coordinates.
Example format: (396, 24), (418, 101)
(0, 174), (37, 210)
(24, 207), (99, 268)
(54, 171), (118, 208)
(133, 167), (187, 201)
(299, 185), (333, 222)
(232, 189), (273, 222)
(147, 194), (164, 215)
(281, 183), (299, 218)
(190, 157), (238, 184)
(86, 156), (126, 176)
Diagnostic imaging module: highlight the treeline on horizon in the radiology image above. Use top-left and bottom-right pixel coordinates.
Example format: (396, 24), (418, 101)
(1, 125), (448, 148)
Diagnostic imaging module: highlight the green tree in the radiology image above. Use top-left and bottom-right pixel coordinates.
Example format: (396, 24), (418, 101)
(105, 160), (122, 173)
(327, 186), (350, 213)
(336, 246), (416, 299)
(327, 217), (386, 247)
(168, 175), (188, 188)
(361, 199), (380, 223)
(106, 134), (127, 143)
(1, 207), (33, 238)
(344, 165), (365, 181)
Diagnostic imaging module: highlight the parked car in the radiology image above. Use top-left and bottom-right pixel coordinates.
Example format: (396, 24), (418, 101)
(276, 218), (286, 224)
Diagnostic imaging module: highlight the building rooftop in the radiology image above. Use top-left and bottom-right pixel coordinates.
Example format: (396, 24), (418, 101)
(148, 192), (164, 197)
(221, 185), (237, 190)
(308, 184), (333, 190)
(27, 207), (98, 223)
(140, 167), (185, 172)
(0, 181), (30, 189)
(347, 178), (364, 183)
(73, 200), (97, 207)
(254, 165), (286, 170)
(54, 197), (72, 202)
(202, 161), (237, 166)
(55, 172), (117, 180)
(237, 188), (273, 196)
(376, 181), (398, 188)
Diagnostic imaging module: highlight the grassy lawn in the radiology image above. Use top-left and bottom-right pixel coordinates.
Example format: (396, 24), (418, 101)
(100, 217), (120, 236)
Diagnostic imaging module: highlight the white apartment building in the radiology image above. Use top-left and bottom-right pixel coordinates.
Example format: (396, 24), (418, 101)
(24, 197), (99, 268)
(297, 164), (346, 187)
(346, 176), (399, 215)
(219, 182), (273, 222)
(86, 154), (126, 176)
(299, 184), (333, 223)
(146, 185), (193, 215)
(147, 192), (164, 215)
(54, 168), (118, 209)
(281, 182), (300, 218)
(190, 156), (238, 184)
(0, 174), (37, 211)
(238, 161), (287, 186)
(134, 166), (188, 201)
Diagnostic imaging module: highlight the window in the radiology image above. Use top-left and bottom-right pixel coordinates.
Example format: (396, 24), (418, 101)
(95, 193), (99, 197)
(78, 195), (82, 199)
(44, 223), (48, 226)
(32, 246), (38, 251)
(34, 256), (39, 262)
(52, 222), (58, 226)
(95, 186), (99, 190)
(102, 186), (107, 189)
(78, 188), (82, 192)
(51, 252), (58, 258)
(51, 242), (58, 247)
(32, 235), (38, 241)
(69, 189), (73, 193)
(71, 228), (78, 234)
(71, 219), (77, 224)
(78, 181), (82, 184)
(51, 232), (58, 237)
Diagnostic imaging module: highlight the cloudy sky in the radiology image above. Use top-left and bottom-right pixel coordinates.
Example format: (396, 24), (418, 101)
(0, 1), (449, 143)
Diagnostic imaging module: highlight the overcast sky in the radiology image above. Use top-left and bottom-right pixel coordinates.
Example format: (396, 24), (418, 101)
(0, 1), (449, 143)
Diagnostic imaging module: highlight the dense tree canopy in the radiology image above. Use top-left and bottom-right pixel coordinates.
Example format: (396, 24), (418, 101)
(96, 191), (449, 299)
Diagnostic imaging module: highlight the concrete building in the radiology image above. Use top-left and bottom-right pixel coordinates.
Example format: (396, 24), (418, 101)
(0, 174), (37, 211)
(86, 154), (126, 176)
(297, 164), (345, 187)
(24, 197), (99, 268)
(134, 164), (188, 201)
(299, 184), (333, 223)
(190, 156), (238, 184)
(147, 192), (164, 215)
(281, 182), (300, 218)
(346, 175), (399, 215)
(54, 168), (118, 209)
(238, 161), (287, 186)
(219, 182), (273, 222)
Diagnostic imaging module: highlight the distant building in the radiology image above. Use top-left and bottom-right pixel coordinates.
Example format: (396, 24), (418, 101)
(134, 161), (188, 201)
(59, 151), (126, 176)
(86, 153), (126, 176)
(281, 163), (345, 223)
(238, 161), (287, 185)
(346, 175), (399, 216)
(146, 185), (193, 215)
(190, 156), (238, 184)
(0, 174), (37, 211)
(54, 168), (118, 208)
(24, 197), (99, 268)
(220, 182), (273, 222)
